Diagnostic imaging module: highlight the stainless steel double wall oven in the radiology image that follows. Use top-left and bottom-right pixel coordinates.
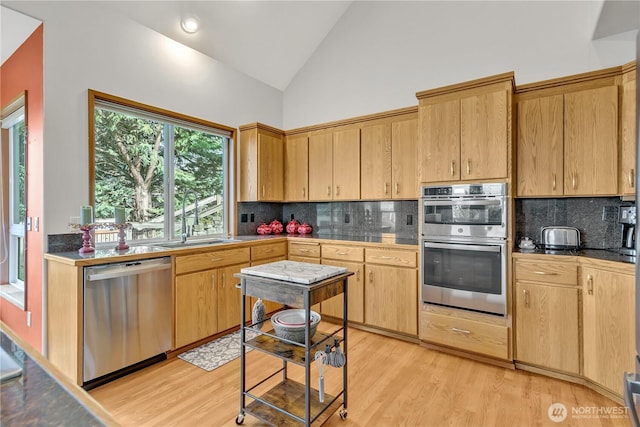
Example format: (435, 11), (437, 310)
(420, 183), (508, 316)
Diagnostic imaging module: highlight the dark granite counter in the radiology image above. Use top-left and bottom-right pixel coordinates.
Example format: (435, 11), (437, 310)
(0, 323), (118, 426)
(513, 247), (636, 264)
(233, 233), (419, 247)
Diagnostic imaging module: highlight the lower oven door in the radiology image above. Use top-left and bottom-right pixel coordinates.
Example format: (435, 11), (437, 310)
(422, 239), (506, 316)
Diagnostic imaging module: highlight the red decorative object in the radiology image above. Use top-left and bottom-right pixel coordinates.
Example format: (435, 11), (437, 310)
(114, 223), (130, 251)
(285, 219), (299, 234)
(297, 222), (312, 235)
(269, 219), (284, 234)
(257, 223), (272, 235)
(78, 225), (95, 254)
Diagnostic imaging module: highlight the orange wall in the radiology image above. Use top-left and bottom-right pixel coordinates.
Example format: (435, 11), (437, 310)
(0, 25), (44, 352)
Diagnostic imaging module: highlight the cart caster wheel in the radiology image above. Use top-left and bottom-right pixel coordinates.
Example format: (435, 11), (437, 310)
(339, 409), (348, 420)
(235, 414), (244, 425)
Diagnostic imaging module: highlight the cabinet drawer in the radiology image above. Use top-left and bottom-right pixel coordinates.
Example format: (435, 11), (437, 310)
(515, 260), (578, 286)
(288, 242), (320, 258)
(420, 311), (509, 360)
(321, 244), (364, 262)
(365, 248), (417, 268)
(251, 242), (287, 261)
(176, 248), (250, 274)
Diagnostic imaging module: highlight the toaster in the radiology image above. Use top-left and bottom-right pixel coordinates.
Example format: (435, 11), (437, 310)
(540, 226), (581, 250)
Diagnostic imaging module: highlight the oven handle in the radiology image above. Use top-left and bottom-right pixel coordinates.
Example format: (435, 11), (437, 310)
(423, 199), (502, 206)
(423, 241), (502, 253)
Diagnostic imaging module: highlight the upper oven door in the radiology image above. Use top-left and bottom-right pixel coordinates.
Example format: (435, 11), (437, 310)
(422, 198), (506, 239)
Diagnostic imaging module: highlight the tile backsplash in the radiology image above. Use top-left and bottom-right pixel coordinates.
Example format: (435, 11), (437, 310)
(237, 201), (418, 240)
(515, 197), (634, 249)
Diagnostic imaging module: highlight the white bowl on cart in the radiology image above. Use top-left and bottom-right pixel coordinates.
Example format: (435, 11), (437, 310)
(271, 309), (321, 343)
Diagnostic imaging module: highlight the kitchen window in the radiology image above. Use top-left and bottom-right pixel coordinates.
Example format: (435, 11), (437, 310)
(89, 90), (234, 244)
(0, 94), (27, 309)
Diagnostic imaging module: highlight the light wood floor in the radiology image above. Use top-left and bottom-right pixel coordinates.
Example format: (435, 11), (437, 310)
(90, 326), (628, 427)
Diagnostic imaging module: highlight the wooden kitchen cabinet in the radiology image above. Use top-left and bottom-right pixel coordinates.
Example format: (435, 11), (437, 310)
(514, 258), (580, 374)
(250, 241), (288, 316)
(417, 72), (513, 183)
(620, 62), (636, 196)
(308, 128), (360, 201)
(364, 247), (418, 336)
(320, 244), (365, 323)
(360, 118), (418, 199)
(564, 85), (618, 196)
(284, 134), (309, 201)
(582, 264), (636, 396)
(238, 123), (284, 202)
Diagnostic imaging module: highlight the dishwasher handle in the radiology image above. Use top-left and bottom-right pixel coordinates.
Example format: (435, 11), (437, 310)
(86, 260), (171, 282)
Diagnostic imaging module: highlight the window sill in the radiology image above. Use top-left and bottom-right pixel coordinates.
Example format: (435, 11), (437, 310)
(0, 284), (25, 310)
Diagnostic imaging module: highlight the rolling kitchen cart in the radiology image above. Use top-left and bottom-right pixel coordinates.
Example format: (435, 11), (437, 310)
(234, 261), (352, 426)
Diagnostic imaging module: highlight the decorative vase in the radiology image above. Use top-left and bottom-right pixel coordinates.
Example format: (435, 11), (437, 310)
(257, 223), (272, 235)
(286, 220), (299, 234)
(297, 222), (312, 235)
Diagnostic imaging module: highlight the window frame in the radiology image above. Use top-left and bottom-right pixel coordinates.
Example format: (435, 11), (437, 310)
(88, 90), (236, 243)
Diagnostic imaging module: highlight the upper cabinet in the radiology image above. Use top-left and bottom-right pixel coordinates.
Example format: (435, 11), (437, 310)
(417, 72), (514, 183)
(284, 134), (309, 201)
(620, 62), (637, 196)
(516, 66), (625, 197)
(360, 115), (418, 199)
(238, 123), (284, 201)
(308, 128), (360, 201)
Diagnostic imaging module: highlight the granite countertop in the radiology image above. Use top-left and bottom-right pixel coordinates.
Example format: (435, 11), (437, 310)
(512, 247), (636, 264)
(0, 324), (118, 426)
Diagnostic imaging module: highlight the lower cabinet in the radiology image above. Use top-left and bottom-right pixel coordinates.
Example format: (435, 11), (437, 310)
(582, 265), (636, 396)
(364, 264), (417, 335)
(175, 262), (249, 348)
(320, 259), (365, 323)
(250, 241), (288, 317)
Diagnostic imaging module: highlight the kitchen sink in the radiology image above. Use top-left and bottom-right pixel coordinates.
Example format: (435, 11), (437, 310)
(151, 238), (238, 249)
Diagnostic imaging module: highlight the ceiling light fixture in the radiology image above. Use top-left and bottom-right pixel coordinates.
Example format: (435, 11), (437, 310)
(181, 15), (200, 34)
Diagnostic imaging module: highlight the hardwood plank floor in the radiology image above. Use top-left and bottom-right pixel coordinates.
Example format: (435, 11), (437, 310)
(90, 327), (628, 427)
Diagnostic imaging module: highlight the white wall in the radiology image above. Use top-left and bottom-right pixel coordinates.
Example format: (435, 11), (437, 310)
(283, 1), (635, 129)
(7, 1), (283, 236)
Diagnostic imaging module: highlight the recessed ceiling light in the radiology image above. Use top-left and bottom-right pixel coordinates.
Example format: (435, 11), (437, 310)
(181, 15), (199, 34)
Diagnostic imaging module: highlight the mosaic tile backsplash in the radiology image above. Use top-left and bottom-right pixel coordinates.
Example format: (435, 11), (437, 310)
(515, 197), (635, 250)
(237, 201), (419, 240)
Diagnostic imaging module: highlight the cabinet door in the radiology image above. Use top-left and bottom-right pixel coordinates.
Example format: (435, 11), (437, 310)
(460, 89), (508, 180)
(515, 282), (579, 374)
(364, 265), (417, 335)
(516, 95), (564, 197)
(217, 263), (250, 333)
(564, 86), (618, 195)
(320, 260), (364, 323)
(333, 128), (360, 200)
(250, 256), (287, 316)
(419, 99), (460, 182)
(391, 118), (418, 198)
(257, 132), (284, 200)
(175, 270), (217, 348)
(620, 74), (636, 196)
(582, 267), (636, 395)
(284, 135), (309, 201)
(308, 132), (333, 200)
(360, 124), (392, 199)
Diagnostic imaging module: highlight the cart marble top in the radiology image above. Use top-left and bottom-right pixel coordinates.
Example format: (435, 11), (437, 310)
(240, 260), (347, 284)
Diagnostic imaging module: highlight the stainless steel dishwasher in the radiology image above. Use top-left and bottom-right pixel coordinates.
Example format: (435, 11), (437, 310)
(83, 257), (171, 388)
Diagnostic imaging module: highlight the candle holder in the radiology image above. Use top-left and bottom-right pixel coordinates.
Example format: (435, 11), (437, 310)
(78, 225), (95, 254)
(114, 223), (130, 251)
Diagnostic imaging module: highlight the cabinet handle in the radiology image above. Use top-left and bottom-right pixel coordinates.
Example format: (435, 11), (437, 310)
(587, 274), (593, 295)
(384, 182), (388, 195)
(629, 169), (635, 188)
(552, 173), (556, 191)
(327, 186), (331, 196)
(451, 327), (471, 334)
(533, 271), (557, 276)
(302, 187), (306, 198)
(450, 161), (455, 177)
(222, 273), (225, 288)
(466, 160), (471, 175)
(262, 185), (265, 197)
(572, 173), (577, 190)
(523, 289), (530, 307)
(299, 248), (309, 253)
(356, 269), (360, 281)
(336, 251), (347, 255)
(369, 271), (373, 283)
(395, 182), (399, 194)
(212, 275), (215, 289)
(376, 255), (394, 260)
(209, 257), (222, 262)
(336, 185), (340, 196)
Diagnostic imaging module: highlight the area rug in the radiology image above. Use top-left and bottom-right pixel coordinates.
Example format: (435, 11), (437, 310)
(178, 329), (259, 372)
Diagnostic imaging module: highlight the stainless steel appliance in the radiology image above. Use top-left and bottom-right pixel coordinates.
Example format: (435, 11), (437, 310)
(619, 206), (637, 257)
(540, 226), (581, 250)
(83, 257), (171, 388)
(421, 183), (508, 316)
(623, 39), (639, 427)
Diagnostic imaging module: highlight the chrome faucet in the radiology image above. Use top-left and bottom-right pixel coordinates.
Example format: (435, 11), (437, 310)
(181, 190), (199, 243)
